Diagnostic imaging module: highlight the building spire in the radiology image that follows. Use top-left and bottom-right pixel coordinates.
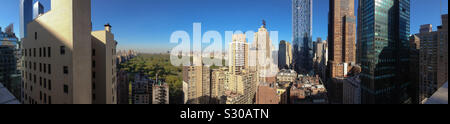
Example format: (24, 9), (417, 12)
(262, 20), (266, 28)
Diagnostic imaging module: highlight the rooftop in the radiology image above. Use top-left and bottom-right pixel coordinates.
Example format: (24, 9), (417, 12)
(0, 83), (20, 104)
(423, 82), (448, 104)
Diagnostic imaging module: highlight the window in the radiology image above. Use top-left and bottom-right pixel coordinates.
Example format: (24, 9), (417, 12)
(63, 66), (68, 74)
(43, 47), (46, 57)
(33, 62), (36, 71)
(60, 46), (65, 55)
(92, 72), (96, 78)
(92, 60), (96, 68)
(48, 64), (51, 74)
(39, 48), (42, 57)
(48, 96), (51, 104)
(44, 64), (46, 73)
(44, 93), (47, 104)
(92, 49), (96, 56)
(39, 77), (42, 86)
(44, 79), (47, 89)
(34, 48), (36, 57)
(39, 63), (42, 72)
(35, 32), (37, 40)
(48, 47), (51, 57)
(63, 85), (69, 94)
(48, 80), (51, 90)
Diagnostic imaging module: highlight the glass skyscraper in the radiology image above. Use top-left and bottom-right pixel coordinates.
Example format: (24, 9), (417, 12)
(358, 0), (411, 104)
(20, 0), (33, 39)
(292, 0), (313, 74)
(33, 1), (44, 19)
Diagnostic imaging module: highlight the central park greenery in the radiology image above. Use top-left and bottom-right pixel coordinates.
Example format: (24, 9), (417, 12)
(119, 54), (183, 104)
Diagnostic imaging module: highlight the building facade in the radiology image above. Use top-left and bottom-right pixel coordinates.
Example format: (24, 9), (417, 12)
(293, 0), (313, 74)
(409, 35), (420, 104)
(0, 24), (20, 99)
(278, 40), (293, 70)
(20, 0), (33, 39)
(182, 66), (211, 104)
(313, 39), (327, 82)
(417, 14), (448, 103)
(152, 82), (169, 104)
(358, 0), (411, 104)
(229, 34), (248, 75)
(21, 0), (117, 104)
(328, 0), (356, 78)
(326, 0), (358, 104)
(91, 24), (117, 104)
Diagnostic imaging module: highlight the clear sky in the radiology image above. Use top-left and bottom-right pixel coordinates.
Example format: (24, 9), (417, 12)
(0, 0), (448, 53)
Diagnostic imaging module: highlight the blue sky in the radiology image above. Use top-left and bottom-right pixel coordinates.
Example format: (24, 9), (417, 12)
(0, 0), (448, 53)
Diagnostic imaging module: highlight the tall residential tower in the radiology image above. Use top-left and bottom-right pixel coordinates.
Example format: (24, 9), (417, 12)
(292, 0), (313, 74)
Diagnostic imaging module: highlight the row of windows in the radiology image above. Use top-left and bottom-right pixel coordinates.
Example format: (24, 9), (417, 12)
(23, 47), (51, 58)
(23, 61), (52, 74)
(23, 92), (52, 104)
(23, 46), (66, 57)
(23, 74), (52, 91)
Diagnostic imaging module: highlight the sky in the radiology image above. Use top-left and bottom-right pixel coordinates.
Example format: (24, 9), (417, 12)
(0, 0), (448, 53)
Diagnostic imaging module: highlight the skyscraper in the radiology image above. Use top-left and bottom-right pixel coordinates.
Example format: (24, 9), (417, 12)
(358, 0), (411, 104)
(251, 22), (273, 83)
(292, 0), (313, 74)
(328, 0), (356, 78)
(417, 14), (448, 103)
(20, 0), (33, 39)
(327, 0), (357, 104)
(229, 34), (248, 75)
(278, 40), (293, 69)
(33, 1), (44, 19)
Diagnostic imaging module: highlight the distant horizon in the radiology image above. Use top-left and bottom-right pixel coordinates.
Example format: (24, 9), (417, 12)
(0, 0), (448, 53)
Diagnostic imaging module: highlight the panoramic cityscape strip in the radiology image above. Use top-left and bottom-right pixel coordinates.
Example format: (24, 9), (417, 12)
(0, 0), (447, 107)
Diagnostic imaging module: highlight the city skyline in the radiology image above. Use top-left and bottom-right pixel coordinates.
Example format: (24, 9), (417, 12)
(0, 0), (447, 53)
(0, 0), (447, 106)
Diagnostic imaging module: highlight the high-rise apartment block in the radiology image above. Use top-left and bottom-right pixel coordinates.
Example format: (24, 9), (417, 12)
(229, 34), (248, 75)
(417, 14), (448, 103)
(182, 66), (211, 104)
(152, 82), (169, 104)
(313, 38), (327, 81)
(293, 0), (313, 74)
(21, 0), (117, 104)
(278, 40), (293, 69)
(211, 68), (227, 104)
(409, 35), (420, 104)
